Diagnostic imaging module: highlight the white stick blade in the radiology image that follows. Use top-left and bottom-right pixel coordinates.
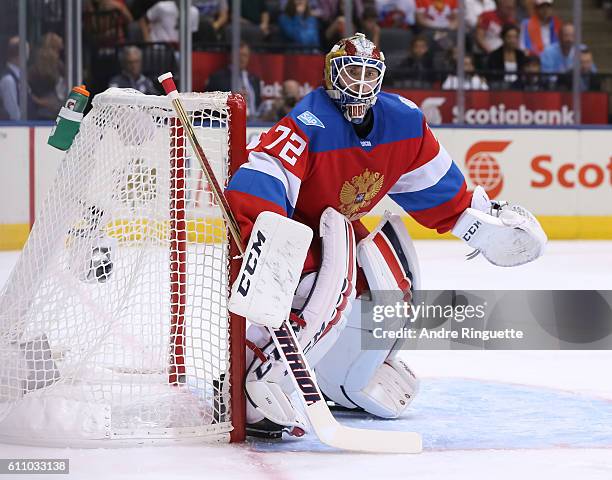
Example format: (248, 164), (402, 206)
(307, 401), (423, 454)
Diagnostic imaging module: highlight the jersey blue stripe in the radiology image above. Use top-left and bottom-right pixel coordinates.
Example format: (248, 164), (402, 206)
(226, 168), (294, 217)
(389, 162), (465, 212)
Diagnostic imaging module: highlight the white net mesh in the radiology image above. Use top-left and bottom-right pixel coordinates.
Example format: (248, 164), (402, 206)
(0, 88), (237, 446)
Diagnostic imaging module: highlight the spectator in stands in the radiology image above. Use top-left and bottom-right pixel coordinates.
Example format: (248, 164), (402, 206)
(519, 0), (561, 56)
(359, 6), (381, 47)
(140, 0), (199, 43)
(316, 0), (364, 24)
(129, 0), (157, 21)
(126, 0), (156, 40)
(415, 0), (458, 31)
(466, 0), (496, 30)
(85, 0), (133, 22)
(486, 24), (526, 85)
(193, 0), (229, 43)
(108, 46), (157, 94)
(577, 48), (600, 91)
(279, 0), (321, 48)
(476, 0), (518, 54)
(540, 23), (579, 73)
(511, 55), (548, 90)
(39, 32), (66, 98)
(279, 0), (323, 18)
(519, 0), (535, 17)
(375, 0), (417, 28)
(259, 79), (303, 122)
(237, 0), (271, 37)
(28, 34), (64, 120)
(324, 1), (363, 49)
(0, 36), (24, 120)
(558, 47), (600, 91)
(397, 35), (434, 86)
(40, 32), (65, 60)
(206, 42), (261, 119)
(83, 0), (133, 46)
(442, 53), (489, 90)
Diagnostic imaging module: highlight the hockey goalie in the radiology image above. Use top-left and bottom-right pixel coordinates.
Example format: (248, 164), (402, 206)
(225, 33), (547, 439)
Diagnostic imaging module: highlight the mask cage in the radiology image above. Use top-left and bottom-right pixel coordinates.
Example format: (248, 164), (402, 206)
(330, 56), (386, 101)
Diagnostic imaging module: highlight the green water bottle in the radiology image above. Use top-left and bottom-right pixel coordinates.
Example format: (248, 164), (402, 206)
(48, 85), (90, 151)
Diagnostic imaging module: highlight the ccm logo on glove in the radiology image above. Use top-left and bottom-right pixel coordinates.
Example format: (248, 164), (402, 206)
(462, 220), (482, 242)
(236, 230), (267, 296)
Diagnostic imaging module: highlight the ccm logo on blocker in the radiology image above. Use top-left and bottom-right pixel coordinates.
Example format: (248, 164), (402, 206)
(236, 230), (267, 296)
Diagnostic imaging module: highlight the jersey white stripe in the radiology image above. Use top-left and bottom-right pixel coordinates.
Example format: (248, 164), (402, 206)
(388, 144), (453, 194)
(241, 150), (301, 208)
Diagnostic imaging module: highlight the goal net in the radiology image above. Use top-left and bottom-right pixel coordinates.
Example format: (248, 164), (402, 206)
(0, 88), (246, 446)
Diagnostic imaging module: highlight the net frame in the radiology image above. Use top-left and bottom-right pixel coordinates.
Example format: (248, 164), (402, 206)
(0, 89), (247, 446)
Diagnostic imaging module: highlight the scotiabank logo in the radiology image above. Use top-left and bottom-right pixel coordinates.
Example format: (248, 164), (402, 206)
(465, 141), (511, 199)
(531, 156), (612, 188)
(420, 97), (446, 125)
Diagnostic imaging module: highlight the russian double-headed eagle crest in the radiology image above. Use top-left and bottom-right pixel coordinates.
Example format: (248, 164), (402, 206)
(339, 169), (384, 220)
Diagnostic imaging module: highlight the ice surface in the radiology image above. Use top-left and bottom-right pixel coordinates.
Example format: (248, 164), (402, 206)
(1, 242), (611, 480)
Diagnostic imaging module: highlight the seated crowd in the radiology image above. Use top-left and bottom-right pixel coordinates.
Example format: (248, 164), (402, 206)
(0, 0), (605, 121)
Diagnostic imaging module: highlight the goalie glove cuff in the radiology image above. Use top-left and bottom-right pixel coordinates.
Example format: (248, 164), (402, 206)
(452, 201), (547, 267)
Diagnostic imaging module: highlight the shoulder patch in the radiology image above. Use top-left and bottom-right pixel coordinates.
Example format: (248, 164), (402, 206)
(396, 95), (419, 110)
(297, 110), (325, 128)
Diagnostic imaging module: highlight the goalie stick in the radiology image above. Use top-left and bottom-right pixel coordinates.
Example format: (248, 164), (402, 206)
(158, 72), (422, 454)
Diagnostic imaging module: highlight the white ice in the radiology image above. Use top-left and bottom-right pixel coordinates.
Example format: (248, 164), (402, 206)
(1, 241), (611, 480)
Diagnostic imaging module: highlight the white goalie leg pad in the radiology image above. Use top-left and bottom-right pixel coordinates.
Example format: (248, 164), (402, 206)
(244, 207), (357, 430)
(316, 213), (420, 418)
(298, 207), (357, 368)
(452, 186), (547, 267)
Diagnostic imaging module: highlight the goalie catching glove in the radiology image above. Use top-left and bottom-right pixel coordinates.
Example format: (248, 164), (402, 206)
(452, 186), (547, 267)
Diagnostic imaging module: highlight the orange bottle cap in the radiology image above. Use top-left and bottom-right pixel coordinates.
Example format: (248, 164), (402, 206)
(72, 85), (90, 97)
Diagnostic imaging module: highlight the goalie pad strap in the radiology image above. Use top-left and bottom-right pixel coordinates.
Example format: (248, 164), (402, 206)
(369, 229), (411, 298)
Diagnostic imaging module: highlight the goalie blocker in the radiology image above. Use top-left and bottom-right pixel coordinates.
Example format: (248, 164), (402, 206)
(228, 211), (313, 329)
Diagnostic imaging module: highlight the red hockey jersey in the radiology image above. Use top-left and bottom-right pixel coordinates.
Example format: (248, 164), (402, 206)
(226, 87), (472, 273)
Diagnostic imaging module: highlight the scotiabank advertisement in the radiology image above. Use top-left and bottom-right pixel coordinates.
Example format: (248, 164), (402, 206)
(436, 129), (612, 217)
(389, 91), (608, 126)
(193, 52), (609, 125)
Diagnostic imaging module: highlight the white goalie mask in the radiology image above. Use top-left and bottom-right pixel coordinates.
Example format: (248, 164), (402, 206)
(325, 33), (386, 124)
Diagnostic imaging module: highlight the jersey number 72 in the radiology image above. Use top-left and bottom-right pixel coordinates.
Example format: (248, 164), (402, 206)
(264, 125), (307, 167)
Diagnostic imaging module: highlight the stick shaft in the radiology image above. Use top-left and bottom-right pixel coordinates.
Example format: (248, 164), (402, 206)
(159, 73), (244, 254)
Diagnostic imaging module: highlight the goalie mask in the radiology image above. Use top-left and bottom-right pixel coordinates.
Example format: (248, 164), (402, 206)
(325, 33), (386, 124)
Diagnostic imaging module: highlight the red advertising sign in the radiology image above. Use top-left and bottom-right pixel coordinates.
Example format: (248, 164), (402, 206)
(385, 89), (608, 125)
(192, 52), (609, 125)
